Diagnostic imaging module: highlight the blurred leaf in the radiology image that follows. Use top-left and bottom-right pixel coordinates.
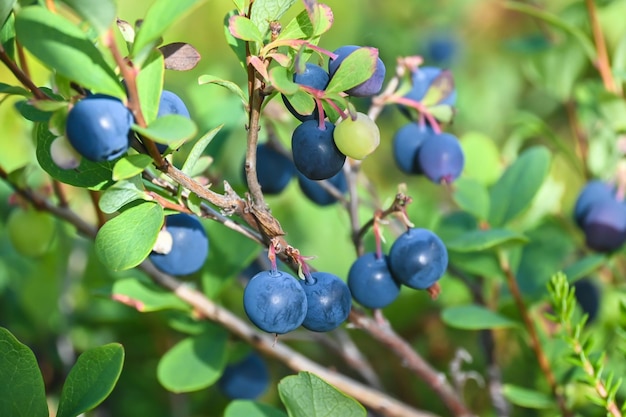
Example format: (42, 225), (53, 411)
(132, 115), (197, 145)
(99, 176), (147, 214)
(278, 372), (366, 417)
(136, 49), (164, 124)
(198, 74), (247, 108)
(232, 0), (245, 13)
(15, 7), (123, 98)
(132, 0), (203, 64)
(426, 104), (454, 123)
(225, 400), (288, 417)
(277, 7), (315, 40)
(299, 0), (332, 36)
(488, 146), (551, 227)
(110, 278), (190, 312)
(56, 344), (124, 417)
(116, 18), (134, 44)
(15, 100), (52, 121)
(59, 0), (116, 34)
(0, 327), (48, 417)
(446, 229), (528, 252)
(160, 42), (201, 71)
(35, 123), (115, 190)
(502, 384), (553, 409)
(0, 11), (15, 60)
(112, 154), (153, 181)
(224, 10), (247, 70)
(269, 66), (299, 94)
(95, 202), (164, 271)
(228, 14), (264, 43)
(181, 125), (223, 176)
(460, 132), (502, 186)
(325, 47), (377, 94)
(0, 0), (15, 26)
(0, 82), (30, 97)
(442, 305), (519, 330)
(250, 0), (296, 38)
(452, 178), (490, 220)
(286, 89), (315, 115)
(157, 327), (228, 393)
(422, 70), (455, 106)
(563, 254), (607, 283)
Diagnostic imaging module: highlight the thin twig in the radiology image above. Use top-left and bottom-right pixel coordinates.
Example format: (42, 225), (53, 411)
(0, 46), (49, 100)
(584, 0), (621, 95)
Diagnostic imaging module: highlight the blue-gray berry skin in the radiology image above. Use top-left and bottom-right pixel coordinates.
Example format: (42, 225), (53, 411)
(243, 144), (295, 195)
(582, 198), (626, 253)
(149, 213), (209, 276)
(155, 90), (190, 152)
(348, 253), (400, 309)
(66, 94), (133, 162)
(243, 270), (308, 334)
(283, 63), (330, 121)
(404, 66), (457, 106)
(218, 352), (269, 399)
(392, 122), (435, 174)
(300, 272), (351, 332)
(291, 120), (345, 180)
(297, 170), (347, 206)
(417, 132), (464, 184)
(328, 45), (386, 97)
(389, 228), (448, 290)
(573, 180), (614, 227)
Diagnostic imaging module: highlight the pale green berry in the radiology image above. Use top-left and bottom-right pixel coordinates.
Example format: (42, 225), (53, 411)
(333, 112), (380, 160)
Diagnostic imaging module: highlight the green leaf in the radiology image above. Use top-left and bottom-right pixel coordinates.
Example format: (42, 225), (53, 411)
(225, 400), (288, 417)
(452, 178), (490, 220)
(132, 0), (204, 63)
(95, 202), (164, 271)
(132, 115), (197, 145)
(98, 176), (147, 214)
(198, 74), (247, 108)
(426, 104), (454, 123)
(15, 7), (123, 98)
(286, 89), (315, 115)
(325, 47), (377, 95)
(228, 14), (264, 43)
(59, 0), (116, 34)
(277, 7), (315, 40)
(0, 0), (15, 26)
(136, 49), (164, 124)
(269, 66), (299, 94)
(181, 125), (223, 176)
(421, 70), (455, 106)
(460, 131), (503, 186)
(0, 82), (30, 97)
(502, 384), (553, 409)
(563, 254), (607, 283)
(250, 0), (296, 38)
(56, 344), (124, 417)
(446, 229), (528, 252)
(278, 372), (366, 417)
(442, 305), (519, 330)
(0, 11), (15, 60)
(110, 278), (190, 312)
(224, 10), (247, 70)
(0, 327), (48, 417)
(35, 123), (116, 190)
(157, 328), (228, 393)
(488, 146), (551, 227)
(112, 154), (153, 181)
(232, 0), (245, 13)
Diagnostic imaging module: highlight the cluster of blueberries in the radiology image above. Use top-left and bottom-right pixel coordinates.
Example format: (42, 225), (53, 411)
(574, 180), (626, 253)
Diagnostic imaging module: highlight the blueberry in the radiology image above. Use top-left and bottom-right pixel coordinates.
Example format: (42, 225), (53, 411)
(573, 180), (614, 227)
(416, 132), (464, 184)
(388, 228), (448, 290)
(300, 272), (351, 332)
(297, 170), (347, 206)
(392, 122), (435, 174)
(291, 120), (345, 180)
(573, 278), (600, 325)
(155, 90), (191, 153)
(328, 45), (386, 97)
(218, 352), (269, 399)
(582, 198), (626, 253)
(243, 270), (308, 334)
(65, 94), (133, 162)
(149, 213), (209, 275)
(424, 35), (458, 65)
(282, 63), (330, 121)
(347, 253), (400, 309)
(242, 144), (295, 195)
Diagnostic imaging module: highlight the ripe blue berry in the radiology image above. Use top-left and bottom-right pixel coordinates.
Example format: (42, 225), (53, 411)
(573, 180), (614, 227)
(291, 120), (345, 180)
(243, 144), (295, 195)
(149, 213), (209, 276)
(65, 94), (133, 162)
(283, 63), (330, 121)
(348, 253), (400, 309)
(300, 272), (351, 332)
(417, 132), (464, 184)
(389, 228), (448, 290)
(218, 352), (269, 399)
(243, 270), (308, 334)
(582, 198), (626, 253)
(328, 45), (386, 97)
(392, 122), (434, 174)
(424, 35), (458, 65)
(297, 170), (347, 206)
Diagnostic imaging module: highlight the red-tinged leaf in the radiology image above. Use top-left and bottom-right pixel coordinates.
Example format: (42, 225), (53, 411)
(267, 52), (291, 67)
(422, 70), (455, 106)
(228, 15), (263, 43)
(269, 66), (299, 95)
(160, 42), (201, 71)
(249, 55), (269, 81)
(325, 47), (377, 94)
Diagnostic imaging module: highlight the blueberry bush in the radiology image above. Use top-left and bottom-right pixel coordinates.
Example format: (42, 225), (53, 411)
(1, 0), (626, 416)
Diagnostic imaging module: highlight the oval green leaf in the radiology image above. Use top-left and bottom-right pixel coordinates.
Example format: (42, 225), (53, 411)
(446, 229), (528, 253)
(228, 14), (264, 43)
(325, 47), (377, 95)
(452, 177), (490, 221)
(56, 344), (125, 417)
(225, 400), (288, 417)
(157, 328), (228, 393)
(59, 0), (116, 35)
(278, 372), (366, 417)
(181, 125), (223, 176)
(15, 7), (123, 98)
(563, 254), (607, 283)
(442, 305), (519, 330)
(95, 202), (164, 271)
(111, 278), (190, 312)
(488, 146), (551, 227)
(0, 327), (48, 417)
(250, 0), (296, 38)
(112, 154), (154, 181)
(98, 176), (147, 214)
(136, 50), (164, 124)
(132, 115), (197, 145)
(502, 384), (553, 409)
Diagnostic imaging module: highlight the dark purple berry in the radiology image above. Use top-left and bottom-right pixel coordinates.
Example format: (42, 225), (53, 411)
(300, 272), (352, 332)
(291, 120), (345, 180)
(297, 170), (347, 206)
(582, 198), (626, 253)
(328, 45), (386, 97)
(282, 63), (329, 121)
(348, 253), (400, 309)
(392, 122), (434, 174)
(573, 180), (614, 227)
(417, 132), (464, 183)
(242, 144), (295, 195)
(218, 352), (269, 399)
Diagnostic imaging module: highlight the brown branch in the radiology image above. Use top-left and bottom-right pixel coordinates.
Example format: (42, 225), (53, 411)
(244, 73), (266, 207)
(0, 45), (49, 100)
(585, 0), (621, 95)
(88, 190), (107, 228)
